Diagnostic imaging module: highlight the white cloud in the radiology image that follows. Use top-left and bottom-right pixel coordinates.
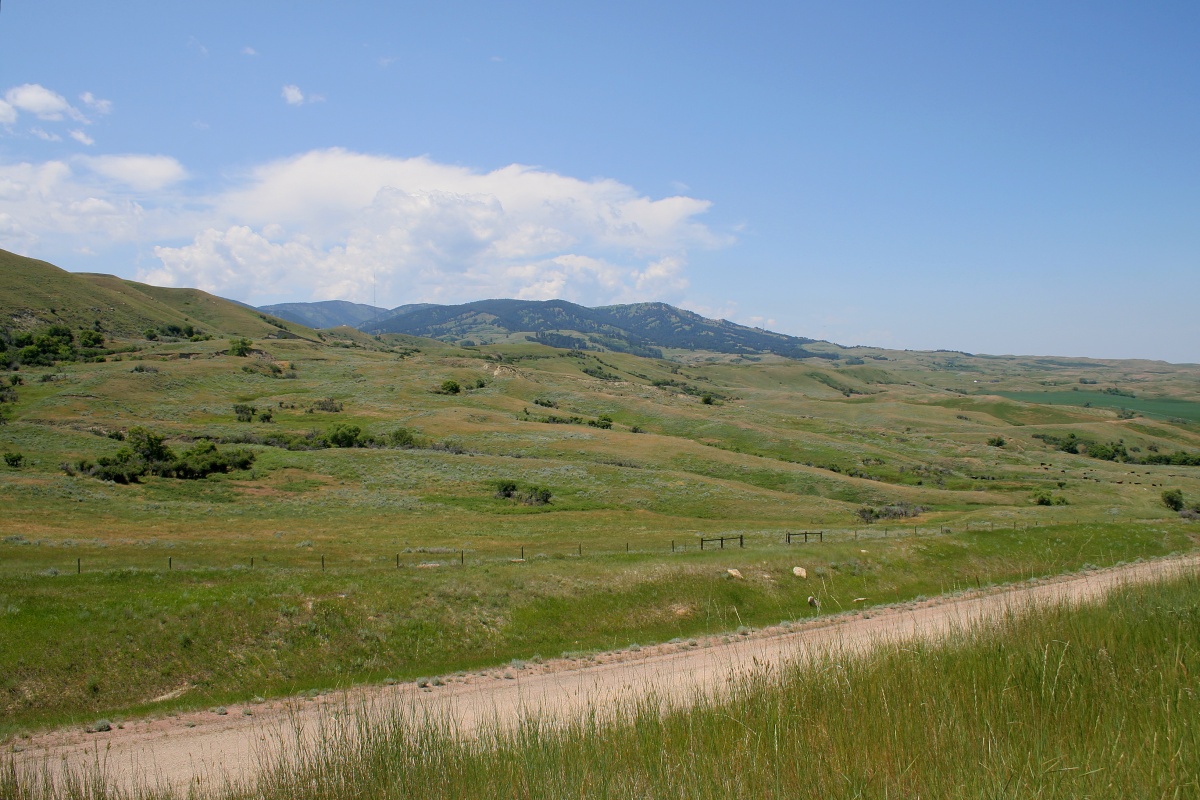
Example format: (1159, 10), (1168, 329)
(4, 84), (85, 122)
(281, 85), (305, 105)
(0, 146), (727, 307)
(78, 154), (188, 191)
(31, 127), (62, 142)
(78, 92), (112, 115)
(242, 46), (258, 56)
(146, 149), (725, 305)
(0, 99), (16, 126)
(69, 130), (95, 146)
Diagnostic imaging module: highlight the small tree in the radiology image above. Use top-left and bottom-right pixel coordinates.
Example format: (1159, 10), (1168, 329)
(79, 330), (104, 348)
(986, 436), (1006, 447)
(440, 379), (461, 395)
(701, 394), (714, 405)
(233, 404), (256, 422)
(1162, 488), (1185, 511)
(326, 423), (363, 448)
(228, 338), (253, 357)
(3, 451), (23, 468)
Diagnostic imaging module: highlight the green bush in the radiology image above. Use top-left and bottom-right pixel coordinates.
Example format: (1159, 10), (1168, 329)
(389, 427), (417, 448)
(234, 404), (256, 422)
(986, 436), (1006, 447)
(228, 337), (253, 357)
(15, 325), (76, 366)
(440, 380), (461, 395)
(78, 330), (104, 347)
(3, 451), (23, 468)
(1162, 489), (1184, 512)
(1032, 489), (1069, 506)
(326, 423), (364, 448)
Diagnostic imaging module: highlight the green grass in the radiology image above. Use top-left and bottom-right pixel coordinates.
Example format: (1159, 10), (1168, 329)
(996, 390), (1200, 423)
(0, 520), (1193, 737)
(10, 564), (1198, 799)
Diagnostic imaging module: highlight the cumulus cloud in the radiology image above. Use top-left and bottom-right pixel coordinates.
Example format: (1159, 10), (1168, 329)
(242, 46), (258, 56)
(0, 99), (16, 126)
(0, 159), (150, 252)
(281, 85), (305, 105)
(4, 84), (84, 122)
(69, 130), (95, 146)
(146, 149), (723, 305)
(0, 146), (726, 307)
(78, 154), (188, 191)
(31, 127), (62, 142)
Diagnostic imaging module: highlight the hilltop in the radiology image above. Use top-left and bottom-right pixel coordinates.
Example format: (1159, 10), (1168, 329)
(0, 248), (319, 342)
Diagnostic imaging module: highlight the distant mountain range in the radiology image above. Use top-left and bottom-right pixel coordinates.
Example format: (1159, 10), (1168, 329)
(260, 297), (837, 360)
(0, 246), (835, 361)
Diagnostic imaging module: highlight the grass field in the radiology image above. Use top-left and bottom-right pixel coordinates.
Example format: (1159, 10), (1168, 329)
(995, 390), (1200, 423)
(3, 284), (1200, 738)
(7, 564), (1198, 799)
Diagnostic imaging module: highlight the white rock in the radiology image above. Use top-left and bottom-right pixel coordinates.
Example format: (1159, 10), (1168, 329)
(792, 566), (807, 579)
(726, 568), (744, 579)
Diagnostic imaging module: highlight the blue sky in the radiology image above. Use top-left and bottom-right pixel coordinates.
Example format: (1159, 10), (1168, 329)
(2, 1), (1198, 361)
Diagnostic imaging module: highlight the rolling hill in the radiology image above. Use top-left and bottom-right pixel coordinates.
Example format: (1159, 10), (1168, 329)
(0, 248), (320, 341)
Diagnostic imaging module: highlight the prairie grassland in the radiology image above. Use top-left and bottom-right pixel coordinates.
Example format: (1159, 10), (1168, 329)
(7, 565), (1198, 799)
(2, 333), (1200, 735)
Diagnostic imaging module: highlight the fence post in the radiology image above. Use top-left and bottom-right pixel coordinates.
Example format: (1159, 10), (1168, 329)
(671, 540), (675, 552)
(168, 556), (171, 571)
(820, 531), (824, 542)
(739, 535), (743, 548)
(251, 557), (254, 568)
(521, 545), (524, 560)
(578, 543), (582, 557)
(700, 537), (704, 551)
(321, 555), (325, 572)
(77, 557), (81, 574)
(461, 550), (465, 565)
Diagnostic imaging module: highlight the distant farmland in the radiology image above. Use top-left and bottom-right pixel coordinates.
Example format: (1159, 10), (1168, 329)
(994, 390), (1200, 423)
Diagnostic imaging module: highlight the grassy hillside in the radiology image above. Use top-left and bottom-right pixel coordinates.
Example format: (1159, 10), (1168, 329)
(0, 248), (320, 341)
(0, 255), (1199, 736)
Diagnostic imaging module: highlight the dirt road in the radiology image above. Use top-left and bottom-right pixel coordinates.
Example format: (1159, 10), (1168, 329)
(11, 554), (1199, 795)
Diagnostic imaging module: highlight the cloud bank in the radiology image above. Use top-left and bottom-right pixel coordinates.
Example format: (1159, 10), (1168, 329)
(0, 84), (726, 307)
(148, 149), (723, 305)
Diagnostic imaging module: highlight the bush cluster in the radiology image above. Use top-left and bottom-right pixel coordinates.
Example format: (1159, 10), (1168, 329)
(855, 503), (925, 523)
(494, 480), (552, 506)
(63, 426), (255, 483)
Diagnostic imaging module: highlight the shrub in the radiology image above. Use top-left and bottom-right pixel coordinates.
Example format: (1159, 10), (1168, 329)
(389, 427), (417, 448)
(3, 452), (23, 468)
(440, 380), (461, 395)
(1032, 489), (1069, 506)
(233, 404), (256, 422)
(78, 330), (104, 347)
(494, 480), (518, 499)
(311, 397), (343, 413)
(171, 442), (255, 479)
(1162, 489), (1184, 512)
(986, 436), (1006, 447)
(701, 394), (714, 405)
(326, 423), (364, 448)
(228, 337), (252, 357)
(144, 329), (158, 341)
(259, 409), (273, 423)
(856, 503), (924, 523)
(16, 325), (77, 366)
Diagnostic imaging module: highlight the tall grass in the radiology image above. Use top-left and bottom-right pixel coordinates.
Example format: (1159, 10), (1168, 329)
(10, 572), (1197, 799)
